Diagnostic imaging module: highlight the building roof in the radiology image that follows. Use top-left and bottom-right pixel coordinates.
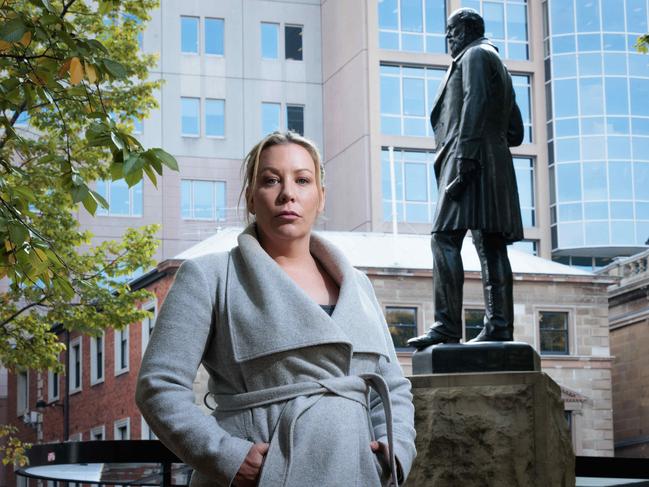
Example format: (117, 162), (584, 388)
(174, 226), (593, 276)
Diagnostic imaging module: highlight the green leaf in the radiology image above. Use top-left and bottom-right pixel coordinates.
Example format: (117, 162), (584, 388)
(39, 14), (60, 26)
(81, 192), (98, 215)
(8, 222), (29, 247)
(123, 153), (141, 175)
(149, 148), (178, 171)
(0, 18), (28, 43)
(89, 190), (109, 209)
(143, 164), (158, 188)
(101, 58), (128, 79)
(110, 162), (124, 180)
(86, 39), (109, 55)
(124, 166), (142, 188)
(71, 182), (89, 204)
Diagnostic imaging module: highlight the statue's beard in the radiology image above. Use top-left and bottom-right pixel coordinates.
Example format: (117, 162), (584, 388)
(448, 32), (471, 57)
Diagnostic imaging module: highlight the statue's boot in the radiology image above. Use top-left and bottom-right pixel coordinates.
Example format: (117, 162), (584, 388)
(468, 231), (514, 343)
(407, 323), (461, 349)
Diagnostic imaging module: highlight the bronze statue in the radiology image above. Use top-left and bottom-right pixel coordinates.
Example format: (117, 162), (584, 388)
(408, 8), (524, 349)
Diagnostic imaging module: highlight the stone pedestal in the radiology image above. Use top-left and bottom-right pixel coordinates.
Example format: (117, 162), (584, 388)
(405, 371), (575, 487)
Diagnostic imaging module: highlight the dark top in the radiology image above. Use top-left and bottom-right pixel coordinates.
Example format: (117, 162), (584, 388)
(320, 304), (336, 316)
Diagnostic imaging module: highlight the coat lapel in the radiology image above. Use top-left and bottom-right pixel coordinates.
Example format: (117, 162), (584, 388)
(226, 225), (389, 363)
(430, 38), (493, 123)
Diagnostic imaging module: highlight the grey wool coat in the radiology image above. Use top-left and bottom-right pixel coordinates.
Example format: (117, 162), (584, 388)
(429, 37), (525, 242)
(135, 225), (417, 486)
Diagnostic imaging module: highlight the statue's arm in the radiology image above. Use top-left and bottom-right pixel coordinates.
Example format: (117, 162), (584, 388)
(507, 93), (525, 147)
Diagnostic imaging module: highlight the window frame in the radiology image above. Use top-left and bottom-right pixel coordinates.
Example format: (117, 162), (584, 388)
(286, 104), (305, 136)
(114, 417), (131, 440)
(536, 307), (573, 355)
(261, 101), (282, 137)
(180, 96), (201, 137)
(141, 416), (158, 440)
(204, 17), (225, 56)
(69, 336), (82, 394)
(90, 425), (106, 441)
(95, 179), (143, 218)
(141, 300), (157, 357)
(48, 367), (60, 403)
(180, 179), (227, 221)
(16, 370), (28, 417)
(384, 305), (419, 351)
(284, 24), (304, 61)
(90, 332), (105, 386)
(114, 326), (130, 376)
(261, 21), (280, 60)
(180, 15), (200, 54)
(205, 98), (226, 138)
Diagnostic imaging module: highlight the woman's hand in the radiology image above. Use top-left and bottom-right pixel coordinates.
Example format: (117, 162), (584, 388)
(233, 442), (269, 487)
(370, 441), (403, 483)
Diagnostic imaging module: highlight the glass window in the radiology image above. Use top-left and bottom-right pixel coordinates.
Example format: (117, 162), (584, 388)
(579, 78), (604, 116)
(48, 368), (59, 402)
(507, 3), (527, 41)
(90, 334), (104, 384)
(582, 162), (607, 201)
(577, 33), (601, 52)
(181, 97), (200, 136)
(611, 201), (634, 219)
(287, 105), (304, 136)
(380, 64), (446, 137)
(630, 79), (649, 116)
(514, 157), (535, 227)
(205, 99), (225, 137)
(609, 161), (633, 199)
(576, 0), (600, 32)
(181, 16), (199, 54)
(205, 18), (224, 55)
(285, 25), (303, 60)
(71, 339), (82, 390)
(96, 179), (143, 217)
(484, 2), (505, 39)
(114, 327), (129, 373)
(633, 136), (649, 160)
(558, 203), (582, 221)
(262, 102), (281, 136)
(512, 240), (538, 255)
(581, 117), (605, 135)
(635, 162), (649, 200)
(512, 75), (532, 143)
(261, 22), (279, 59)
(629, 54), (649, 77)
(578, 53), (602, 76)
(607, 136), (631, 159)
(382, 148), (437, 223)
(636, 221), (649, 245)
(464, 308), (484, 341)
(627, 0), (648, 33)
(539, 311), (569, 355)
(181, 179), (226, 221)
(553, 35), (576, 53)
(585, 221), (609, 244)
(17, 371), (28, 414)
(556, 138), (580, 162)
(404, 163), (427, 201)
(555, 118), (579, 137)
(611, 221), (635, 244)
(464, 0), (528, 59)
(632, 118), (649, 135)
(554, 79), (578, 118)
(607, 117), (630, 135)
(584, 201), (608, 219)
(379, 0), (399, 30)
(601, 0), (625, 32)
(605, 78), (629, 115)
(15, 111), (28, 126)
(603, 34), (627, 52)
(557, 163), (582, 201)
(581, 136), (606, 161)
(552, 54), (577, 78)
(385, 306), (418, 350)
(380, 0), (446, 53)
(550, 1), (574, 35)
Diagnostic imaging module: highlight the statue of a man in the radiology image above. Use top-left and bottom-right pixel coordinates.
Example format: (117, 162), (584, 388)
(408, 8), (524, 349)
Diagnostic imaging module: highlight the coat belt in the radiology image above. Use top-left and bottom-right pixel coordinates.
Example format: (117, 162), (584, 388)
(213, 373), (399, 486)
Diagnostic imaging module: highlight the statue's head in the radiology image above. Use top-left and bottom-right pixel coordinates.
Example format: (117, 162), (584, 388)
(446, 8), (485, 57)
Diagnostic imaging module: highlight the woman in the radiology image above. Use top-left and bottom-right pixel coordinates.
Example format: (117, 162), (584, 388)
(136, 132), (416, 486)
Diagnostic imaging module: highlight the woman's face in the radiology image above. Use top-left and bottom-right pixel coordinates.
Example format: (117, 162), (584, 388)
(249, 143), (324, 246)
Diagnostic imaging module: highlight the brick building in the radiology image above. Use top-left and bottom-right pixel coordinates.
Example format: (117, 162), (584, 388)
(599, 249), (649, 457)
(6, 228), (616, 485)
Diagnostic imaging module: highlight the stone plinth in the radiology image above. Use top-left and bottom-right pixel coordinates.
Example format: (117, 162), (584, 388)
(412, 341), (540, 374)
(405, 371), (575, 487)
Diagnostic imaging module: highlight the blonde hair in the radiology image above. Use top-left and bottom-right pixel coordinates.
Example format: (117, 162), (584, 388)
(239, 131), (325, 222)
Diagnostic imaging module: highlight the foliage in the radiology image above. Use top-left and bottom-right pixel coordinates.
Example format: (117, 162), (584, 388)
(0, 0), (177, 385)
(0, 425), (31, 467)
(636, 34), (649, 53)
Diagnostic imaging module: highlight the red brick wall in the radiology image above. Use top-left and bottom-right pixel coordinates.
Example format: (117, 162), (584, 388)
(4, 267), (180, 487)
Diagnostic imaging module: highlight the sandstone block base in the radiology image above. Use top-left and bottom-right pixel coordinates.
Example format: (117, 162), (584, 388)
(405, 371), (575, 487)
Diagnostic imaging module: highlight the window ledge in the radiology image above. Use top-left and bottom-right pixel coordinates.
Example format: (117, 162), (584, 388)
(90, 378), (105, 387)
(114, 367), (130, 377)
